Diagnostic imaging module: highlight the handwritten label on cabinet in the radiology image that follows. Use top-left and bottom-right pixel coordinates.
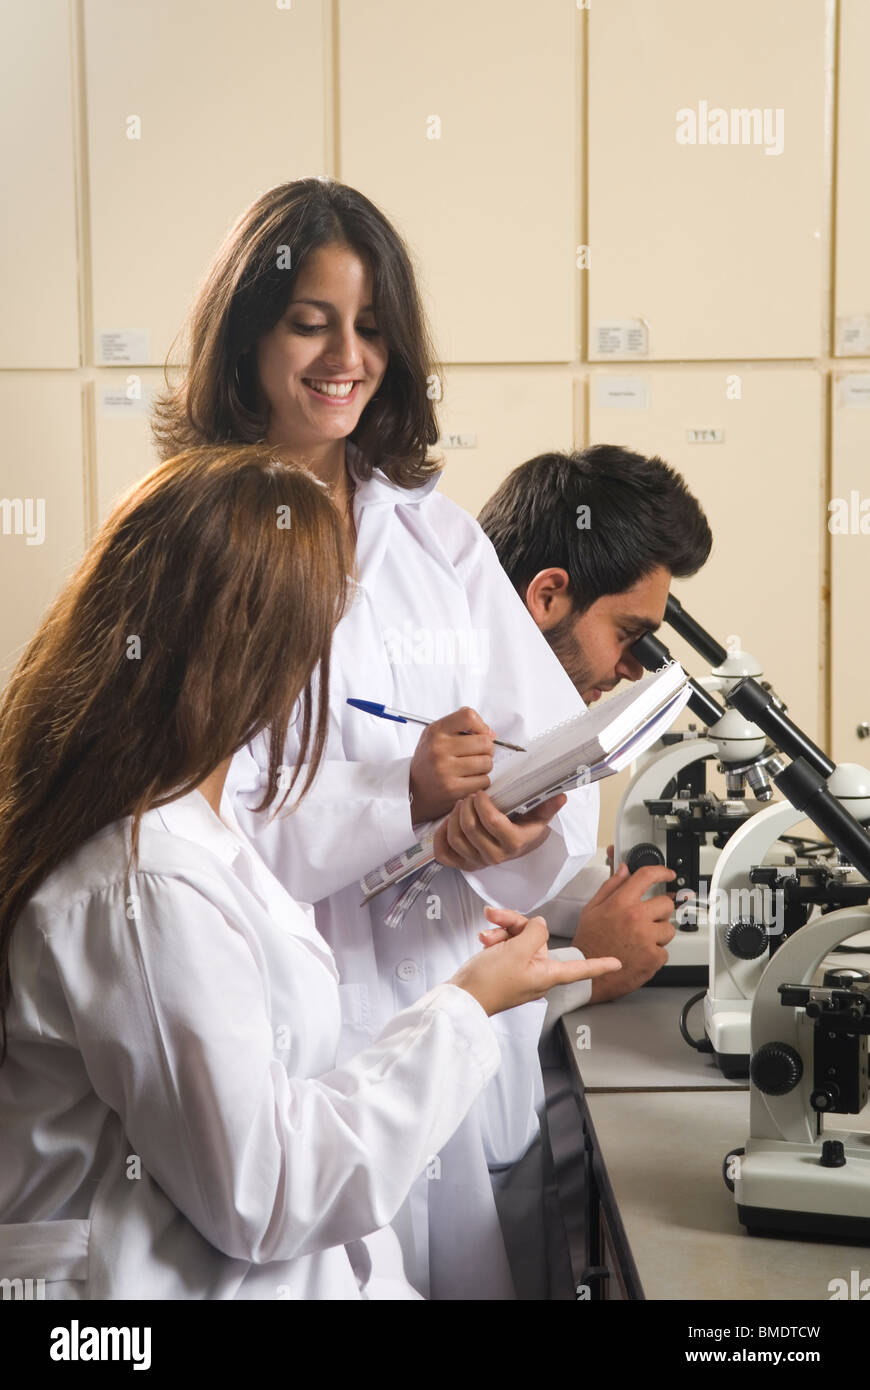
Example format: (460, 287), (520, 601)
(98, 330), (151, 365)
(594, 320), (649, 357)
(99, 388), (151, 418)
(839, 374), (870, 410)
(438, 433), (477, 449)
(686, 428), (724, 443)
(836, 316), (870, 356)
(594, 378), (649, 410)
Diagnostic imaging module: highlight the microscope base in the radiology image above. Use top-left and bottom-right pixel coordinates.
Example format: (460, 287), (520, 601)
(735, 1136), (870, 1243)
(646, 963), (708, 987)
(651, 923), (710, 987)
(738, 1204), (870, 1242)
(711, 1050), (748, 1078)
(704, 997), (751, 1076)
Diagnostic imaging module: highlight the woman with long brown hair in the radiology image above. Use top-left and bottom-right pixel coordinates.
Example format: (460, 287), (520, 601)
(153, 180), (604, 1299)
(0, 444), (617, 1299)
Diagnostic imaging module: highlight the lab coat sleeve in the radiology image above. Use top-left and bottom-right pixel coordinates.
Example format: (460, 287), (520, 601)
(227, 740), (416, 904)
(434, 501), (599, 910)
(49, 874), (500, 1266)
(541, 947), (593, 1033)
(538, 862), (612, 947)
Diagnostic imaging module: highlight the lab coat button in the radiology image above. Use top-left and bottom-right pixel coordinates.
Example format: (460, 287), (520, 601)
(396, 959), (419, 981)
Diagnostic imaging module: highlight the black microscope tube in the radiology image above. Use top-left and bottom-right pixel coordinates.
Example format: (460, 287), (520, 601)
(664, 595), (729, 668)
(630, 632), (725, 728)
(727, 678), (835, 779)
(775, 758), (870, 881)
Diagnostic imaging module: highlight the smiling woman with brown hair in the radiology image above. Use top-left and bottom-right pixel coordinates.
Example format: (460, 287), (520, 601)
(0, 442), (615, 1300)
(149, 178), (605, 1299)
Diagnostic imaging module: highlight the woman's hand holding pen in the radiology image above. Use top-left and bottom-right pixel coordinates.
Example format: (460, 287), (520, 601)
(409, 706), (496, 822)
(432, 790), (567, 871)
(451, 909), (621, 1016)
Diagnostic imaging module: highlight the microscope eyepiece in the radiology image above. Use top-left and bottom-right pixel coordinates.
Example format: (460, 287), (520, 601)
(664, 594), (728, 667)
(629, 631), (725, 728)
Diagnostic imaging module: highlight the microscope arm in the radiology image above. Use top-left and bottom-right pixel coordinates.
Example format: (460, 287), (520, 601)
(707, 799), (807, 1002)
(749, 757), (870, 1144)
(748, 904), (870, 1145)
(613, 736), (721, 866)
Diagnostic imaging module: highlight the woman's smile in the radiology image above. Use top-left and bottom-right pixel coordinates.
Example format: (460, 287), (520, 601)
(302, 377), (362, 403)
(256, 244), (389, 449)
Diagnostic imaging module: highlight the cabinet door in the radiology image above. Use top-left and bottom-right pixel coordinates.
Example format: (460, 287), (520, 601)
(433, 368), (575, 519)
(84, 0), (328, 366)
(91, 369), (165, 519)
(0, 0), (79, 367)
(588, 366), (826, 741)
(588, 0), (828, 361)
(834, 0), (870, 357)
(830, 372), (870, 763)
(0, 377), (84, 680)
(339, 0), (579, 364)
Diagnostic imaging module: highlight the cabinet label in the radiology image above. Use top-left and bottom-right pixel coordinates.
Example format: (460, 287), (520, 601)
(839, 374), (870, 409)
(594, 378), (649, 409)
(686, 428), (724, 443)
(594, 319), (649, 357)
(98, 330), (151, 365)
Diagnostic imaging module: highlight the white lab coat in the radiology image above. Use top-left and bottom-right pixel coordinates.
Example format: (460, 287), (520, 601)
(228, 445), (600, 1298)
(0, 790), (502, 1300)
(539, 857), (613, 1025)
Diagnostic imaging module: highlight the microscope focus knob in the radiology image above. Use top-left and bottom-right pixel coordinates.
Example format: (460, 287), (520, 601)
(810, 1087), (840, 1113)
(725, 920), (768, 960)
(750, 1042), (803, 1096)
(820, 1140), (847, 1167)
(624, 842), (666, 874)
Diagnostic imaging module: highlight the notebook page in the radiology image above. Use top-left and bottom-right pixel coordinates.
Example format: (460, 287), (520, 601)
(488, 664), (686, 811)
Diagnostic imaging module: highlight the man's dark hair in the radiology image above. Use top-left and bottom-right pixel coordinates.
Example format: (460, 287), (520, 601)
(477, 444), (712, 613)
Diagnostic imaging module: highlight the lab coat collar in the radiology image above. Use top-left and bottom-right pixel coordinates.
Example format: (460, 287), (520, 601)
(346, 439), (441, 512)
(150, 790), (335, 974)
(151, 788), (245, 870)
(151, 789), (276, 912)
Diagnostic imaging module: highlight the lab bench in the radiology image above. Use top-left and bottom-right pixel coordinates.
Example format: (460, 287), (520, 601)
(544, 986), (870, 1300)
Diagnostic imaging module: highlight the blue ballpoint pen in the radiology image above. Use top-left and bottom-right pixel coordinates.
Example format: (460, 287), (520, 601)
(346, 698), (526, 752)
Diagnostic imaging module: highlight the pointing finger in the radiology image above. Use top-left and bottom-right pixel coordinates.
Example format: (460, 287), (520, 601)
(549, 955), (622, 987)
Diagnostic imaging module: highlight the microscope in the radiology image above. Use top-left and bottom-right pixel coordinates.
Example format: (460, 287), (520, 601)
(703, 677), (870, 1076)
(724, 757), (870, 1242)
(614, 623), (784, 984)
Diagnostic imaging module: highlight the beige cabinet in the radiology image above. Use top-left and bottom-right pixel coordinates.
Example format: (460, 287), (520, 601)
(339, 0), (580, 364)
(0, 376), (85, 680)
(830, 371), (870, 762)
(433, 368), (576, 519)
(0, 1), (79, 367)
(84, 0), (328, 367)
(588, 0), (828, 361)
(588, 366), (826, 741)
(834, 0), (870, 357)
(90, 369), (166, 520)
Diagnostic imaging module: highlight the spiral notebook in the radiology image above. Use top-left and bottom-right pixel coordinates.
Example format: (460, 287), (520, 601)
(359, 661), (691, 905)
